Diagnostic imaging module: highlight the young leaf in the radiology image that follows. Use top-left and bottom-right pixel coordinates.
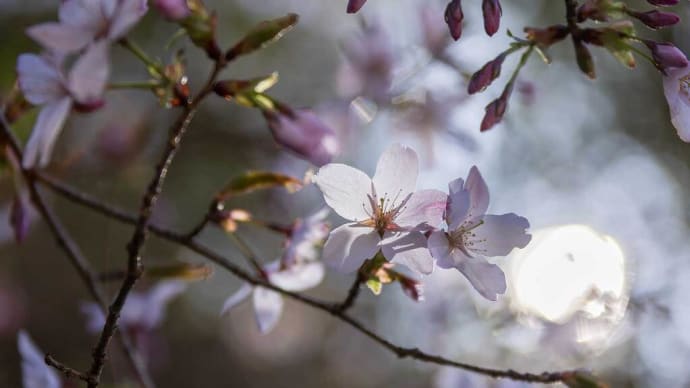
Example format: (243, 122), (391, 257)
(226, 14), (299, 60)
(216, 171), (303, 201)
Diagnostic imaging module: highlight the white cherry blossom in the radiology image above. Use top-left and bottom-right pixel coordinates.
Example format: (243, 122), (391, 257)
(17, 331), (61, 388)
(17, 41), (110, 168)
(26, 0), (148, 53)
(663, 65), (690, 142)
(312, 144), (447, 274)
(428, 166), (531, 300)
(221, 260), (325, 334)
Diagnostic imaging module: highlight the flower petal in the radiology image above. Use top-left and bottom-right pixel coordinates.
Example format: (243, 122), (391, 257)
(220, 283), (252, 315)
(395, 189), (447, 230)
(252, 287), (284, 334)
(445, 177), (470, 229)
(312, 163), (373, 221)
(472, 213), (531, 257)
(108, 0), (148, 40)
(17, 331), (61, 388)
(447, 166), (490, 229)
(322, 222), (380, 273)
(68, 41), (110, 103)
(372, 143), (418, 203)
(663, 66), (690, 142)
(270, 261), (325, 291)
(16, 54), (65, 105)
(428, 230), (458, 269)
(23, 97), (73, 168)
(80, 302), (106, 333)
(59, 0), (109, 32)
(140, 281), (186, 329)
(26, 22), (93, 53)
(381, 231), (434, 274)
(456, 257), (506, 301)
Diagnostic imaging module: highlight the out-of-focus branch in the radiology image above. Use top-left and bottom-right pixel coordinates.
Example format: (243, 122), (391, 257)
(0, 117), (153, 388)
(333, 272), (364, 313)
(35, 172), (580, 385)
(86, 57), (228, 388)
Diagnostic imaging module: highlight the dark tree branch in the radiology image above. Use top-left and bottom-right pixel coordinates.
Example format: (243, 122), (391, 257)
(35, 172), (579, 385)
(86, 58), (228, 388)
(334, 272), (364, 313)
(45, 354), (94, 384)
(0, 117), (153, 388)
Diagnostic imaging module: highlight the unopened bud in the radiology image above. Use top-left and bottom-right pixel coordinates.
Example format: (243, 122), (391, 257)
(347, 0), (368, 13)
(153, 0), (191, 20)
(480, 82), (513, 131)
(468, 51), (508, 94)
(627, 9), (680, 29)
(524, 25), (569, 47)
(643, 40), (689, 74)
(574, 39), (596, 79)
(482, 0), (502, 36)
(444, 0), (464, 41)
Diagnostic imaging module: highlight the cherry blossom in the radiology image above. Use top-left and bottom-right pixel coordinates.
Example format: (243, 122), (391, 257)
(81, 281), (186, 333)
(26, 0), (148, 54)
(312, 144), (447, 274)
(16, 42), (110, 168)
(428, 166), (531, 300)
(280, 208), (330, 266)
(221, 260), (325, 334)
(662, 61), (690, 142)
(17, 331), (61, 388)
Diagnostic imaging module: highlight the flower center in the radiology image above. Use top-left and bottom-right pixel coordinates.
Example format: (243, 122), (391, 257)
(448, 219), (485, 256)
(359, 189), (411, 234)
(679, 74), (690, 100)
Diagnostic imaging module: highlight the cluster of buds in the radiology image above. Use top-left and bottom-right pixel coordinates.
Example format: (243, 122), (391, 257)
(444, 0), (502, 40)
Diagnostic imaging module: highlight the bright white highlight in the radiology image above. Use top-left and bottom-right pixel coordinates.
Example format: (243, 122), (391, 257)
(508, 224), (627, 323)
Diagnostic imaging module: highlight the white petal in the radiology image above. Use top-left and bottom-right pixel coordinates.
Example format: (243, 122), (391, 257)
(270, 261), (325, 291)
(108, 0), (148, 40)
(313, 163), (373, 222)
(139, 281), (186, 329)
(428, 230), (458, 269)
(465, 166), (489, 218)
(17, 331), (61, 388)
(26, 23), (93, 53)
(395, 189), (447, 230)
(59, 0), (109, 32)
(252, 287), (284, 334)
(471, 214), (531, 257)
(322, 222), (380, 273)
(445, 177), (470, 230)
(80, 302), (106, 333)
(68, 41), (110, 103)
(381, 231), (434, 274)
(456, 258), (507, 301)
(16, 54), (65, 105)
(447, 166), (489, 229)
(663, 67), (690, 142)
(23, 98), (73, 168)
(372, 143), (418, 204)
(220, 283), (252, 315)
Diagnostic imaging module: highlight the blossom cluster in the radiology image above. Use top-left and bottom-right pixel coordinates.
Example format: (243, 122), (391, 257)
(313, 144), (531, 301)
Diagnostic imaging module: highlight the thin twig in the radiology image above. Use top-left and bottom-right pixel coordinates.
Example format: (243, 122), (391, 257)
(334, 272), (363, 313)
(0, 116), (154, 388)
(45, 354), (94, 384)
(36, 173), (578, 385)
(86, 58), (227, 388)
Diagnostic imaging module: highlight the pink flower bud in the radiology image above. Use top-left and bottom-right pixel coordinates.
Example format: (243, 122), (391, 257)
(480, 82), (513, 131)
(444, 0), (464, 41)
(644, 40), (689, 74)
(264, 109), (339, 166)
(628, 9), (680, 29)
(347, 0), (367, 13)
(153, 0), (191, 20)
(482, 0), (502, 36)
(646, 0), (678, 6)
(468, 52), (508, 94)
(10, 194), (29, 243)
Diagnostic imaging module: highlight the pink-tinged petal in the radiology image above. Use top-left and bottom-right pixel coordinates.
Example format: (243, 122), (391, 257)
(456, 257), (506, 301)
(80, 302), (106, 333)
(269, 261), (325, 292)
(252, 287), (284, 334)
(312, 164), (373, 222)
(16, 54), (65, 105)
(108, 0), (148, 40)
(59, 0), (109, 32)
(372, 143), (419, 202)
(26, 22), (94, 53)
(395, 189), (447, 230)
(428, 230), (458, 269)
(472, 213), (531, 257)
(68, 41), (110, 103)
(153, 0), (191, 20)
(465, 166), (489, 220)
(381, 231), (434, 274)
(322, 222), (380, 273)
(445, 177), (470, 229)
(17, 331), (61, 388)
(139, 281), (186, 328)
(23, 97), (73, 168)
(663, 66), (690, 142)
(221, 283), (253, 315)
(265, 109), (339, 167)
